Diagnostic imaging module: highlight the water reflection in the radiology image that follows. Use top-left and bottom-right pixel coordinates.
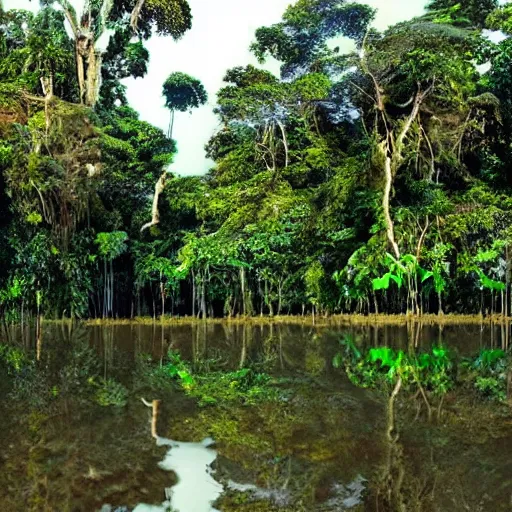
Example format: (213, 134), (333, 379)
(0, 320), (510, 511)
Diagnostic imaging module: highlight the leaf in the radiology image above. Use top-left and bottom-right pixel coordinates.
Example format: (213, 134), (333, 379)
(372, 273), (391, 291)
(332, 353), (343, 369)
(389, 273), (403, 288)
(369, 347), (396, 368)
(420, 269), (434, 283)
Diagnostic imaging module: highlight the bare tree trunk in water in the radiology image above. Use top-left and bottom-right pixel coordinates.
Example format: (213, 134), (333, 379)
(103, 257), (107, 318)
(201, 275), (207, 319)
(110, 259), (114, 317)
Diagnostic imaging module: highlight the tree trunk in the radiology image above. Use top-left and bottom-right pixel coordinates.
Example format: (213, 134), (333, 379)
(383, 156), (400, 259)
(103, 257), (107, 318)
(130, 0), (147, 33)
(110, 259), (114, 317)
(168, 109), (175, 139)
(507, 245), (510, 318)
(240, 267), (246, 316)
(160, 281), (165, 318)
(278, 278), (283, 315)
(76, 47), (86, 105)
(141, 172), (167, 232)
(76, 31), (100, 107)
(201, 277), (207, 319)
(191, 270), (196, 318)
(85, 44), (101, 107)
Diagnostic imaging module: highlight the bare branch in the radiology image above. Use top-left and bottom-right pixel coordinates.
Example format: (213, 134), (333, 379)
(130, 0), (147, 34)
(57, 0), (80, 38)
(276, 120), (289, 168)
(141, 172), (168, 233)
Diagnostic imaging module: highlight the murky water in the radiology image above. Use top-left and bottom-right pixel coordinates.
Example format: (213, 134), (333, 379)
(0, 320), (511, 511)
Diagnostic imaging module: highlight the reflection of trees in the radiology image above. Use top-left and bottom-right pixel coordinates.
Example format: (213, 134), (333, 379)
(367, 383), (436, 512)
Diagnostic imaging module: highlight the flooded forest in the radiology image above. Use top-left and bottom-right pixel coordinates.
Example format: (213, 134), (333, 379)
(0, 0), (512, 510)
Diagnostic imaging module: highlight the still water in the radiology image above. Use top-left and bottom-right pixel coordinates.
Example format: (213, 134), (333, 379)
(0, 320), (511, 511)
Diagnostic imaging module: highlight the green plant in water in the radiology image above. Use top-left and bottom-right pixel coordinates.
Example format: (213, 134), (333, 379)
(467, 349), (509, 401)
(415, 345), (454, 396)
(138, 349), (276, 406)
(91, 377), (128, 407)
(333, 336), (456, 419)
(0, 344), (28, 374)
(372, 253), (434, 314)
(191, 367), (275, 407)
(163, 349), (196, 390)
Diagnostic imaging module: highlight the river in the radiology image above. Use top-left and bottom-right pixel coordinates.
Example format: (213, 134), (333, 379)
(0, 320), (510, 511)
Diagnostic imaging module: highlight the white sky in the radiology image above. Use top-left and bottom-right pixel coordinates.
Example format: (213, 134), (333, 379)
(5, 0), (427, 176)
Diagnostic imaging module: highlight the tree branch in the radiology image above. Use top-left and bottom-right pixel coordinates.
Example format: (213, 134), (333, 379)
(130, 0), (147, 34)
(57, 0), (80, 38)
(141, 172), (168, 233)
(276, 119), (289, 168)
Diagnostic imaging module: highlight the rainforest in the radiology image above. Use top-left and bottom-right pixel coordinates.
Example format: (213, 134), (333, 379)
(0, 1), (512, 511)
(3, 0), (512, 320)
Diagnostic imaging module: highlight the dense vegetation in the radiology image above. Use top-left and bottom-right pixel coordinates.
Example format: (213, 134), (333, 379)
(3, 0), (512, 320)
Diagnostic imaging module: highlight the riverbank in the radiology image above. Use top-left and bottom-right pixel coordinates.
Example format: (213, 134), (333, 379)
(78, 313), (512, 327)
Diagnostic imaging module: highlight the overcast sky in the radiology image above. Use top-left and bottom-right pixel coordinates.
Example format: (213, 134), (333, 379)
(5, 0), (427, 175)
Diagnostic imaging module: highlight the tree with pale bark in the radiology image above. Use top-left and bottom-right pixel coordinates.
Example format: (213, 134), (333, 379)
(37, 0), (192, 107)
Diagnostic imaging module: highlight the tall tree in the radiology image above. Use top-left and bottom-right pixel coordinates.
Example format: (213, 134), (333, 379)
(426, 0), (498, 28)
(39, 0), (192, 107)
(162, 71), (207, 138)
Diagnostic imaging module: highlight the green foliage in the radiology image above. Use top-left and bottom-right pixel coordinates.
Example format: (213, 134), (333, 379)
(251, 0), (375, 78)
(335, 338), (511, 404)
(427, 0), (498, 28)
(0, 343), (28, 374)
(137, 349), (276, 407)
(162, 72), (208, 113)
(465, 349), (509, 401)
(0, 0), (511, 319)
(93, 377), (128, 407)
(333, 336), (455, 396)
(95, 231), (128, 260)
(162, 349), (196, 390)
